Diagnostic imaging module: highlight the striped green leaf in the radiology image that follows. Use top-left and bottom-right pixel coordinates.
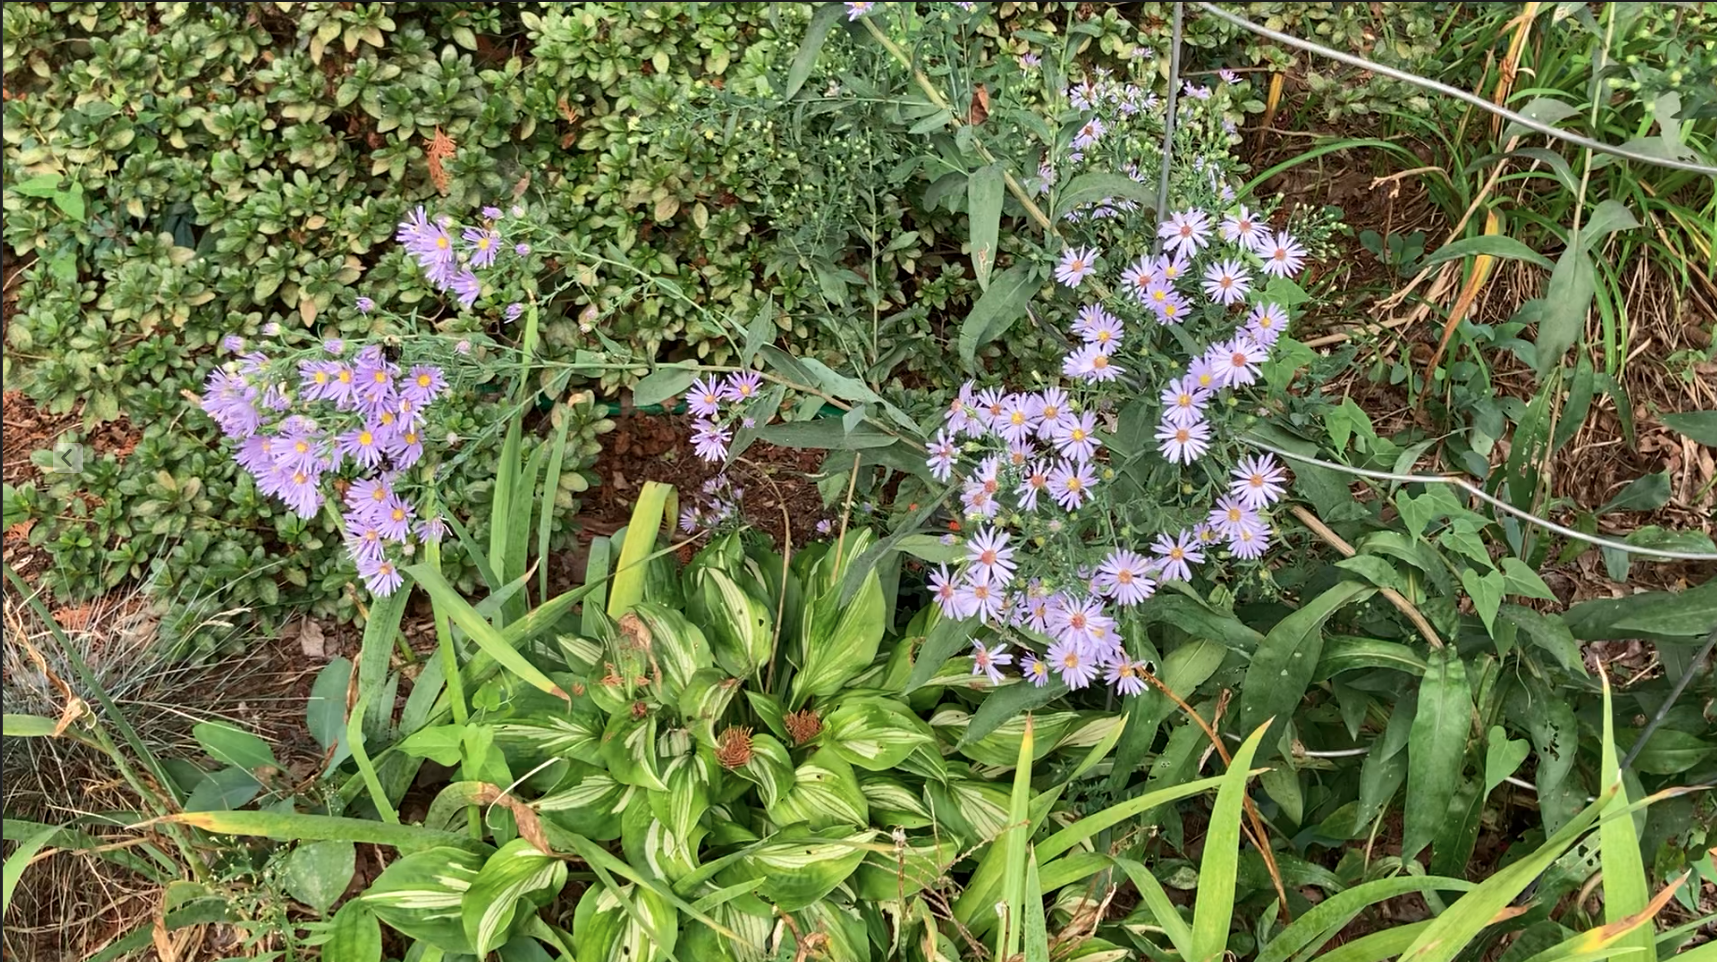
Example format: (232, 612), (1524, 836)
(362, 846), (483, 955)
(324, 900), (381, 962)
(767, 749), (869, 830)
(461, 838), (567, 957)
(602, 710), (667, 792)
(743, 829), (875, 911)
(535, 767), (635, 842)
(694, 568), (774, 678)
(1190, 722), (1272, 962)
(573, 880), (679, 962)
(821, 696), (934, 771)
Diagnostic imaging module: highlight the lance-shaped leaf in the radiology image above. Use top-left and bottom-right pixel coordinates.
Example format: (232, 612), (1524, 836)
(742, 828), (876, 912)
(693, 568), (773, 678)
(573, 880), (679, 962)
(602, 710), (668, 792)
(461, 838), (568, 957)
(534, 766), (634, 842)
(362, 846), (484, 956)
(767, 749), (869, 830)
(1239, 581), (1375, 751)
(821, 695), (935, 771)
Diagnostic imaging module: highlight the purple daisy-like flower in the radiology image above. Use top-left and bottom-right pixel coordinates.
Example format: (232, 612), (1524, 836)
(297, 360), (338, 402)
(1048, 637), (1098, 689)
(1055, 246), (1100, 288)
(1230, 524), (1271, 560)
(399, 206), (455, 268)
(1069, 80), (1098, 111)
(1208, 494), (1265, 540)
(1063, 343), (1124, 383)
(455, 340), (471, 355)
(324, 338), (345, 355)
(1254, 229), (1307, 277)
(1154, 252), (1191, 284)
(691, 418), (731, 463)
(929, 565), (969, 619)
(961, 484), (1000, 520)
(973, 387), (1008, 430)
(201, 369), (262, 438)
(1019, 51), (1041, 69)
(1098, 549), (1156, 606)
(1183, 81), (1212, 100)
(482, 205), (503, 221)
(723, 371), (763, 403)
(1201, 258), (1252, 307)
(221, 334), (245, 353)
(1245, 303), (1290, 347)
(1186, 356), (1220, 394)
(1156, 418), (1211, 465)
(945, 381), (980, 436)
(995, 394), (1038, 446)
(971, 641), (1014, 685)
(1121, 255), (1158, 302)
(386, 425), (425, 469)
(275, 425), (326, 474)
(966, 527), (1017, 585)
(1152, 531), (1205, 582)
(959, 576), (1006, 625)
(1031, 386), (1070, 440)
(1159, 209), (1212, 256)
(1106, 656), (1147, 696)
(1231, 454), (1289, 509)
(1220, 205), (1265, 246)
(1219, 68), (1239, 84)
(1154, 291), (1192, 326)
(1072, 116), (1106, 149)
(402, 365), (447, 407)
(345, 476), (395, 523)
(375, 496), (415, 542)
(686, 377), (724, 417)
(276, 466), (324, 519)
(416, 516), (448, 543)
(1048, 459), (1097, 510)
(338, 425), (387, 470)
(504, 302), (524, 324)
(1160, 375), (1211, 428)
(345, 521), (387, 566)
(927, 430), (960, 481)
(1022, 654), (1050, 687)
(1016, 460), (1052, 512)
(1005, 439), (1035, 469)
(1076, 305), (1123, 351)
(1212, 336), (1268, 389)
(514, 243), (531, 257)
(1052, 411), (1100, 463)
(450, 269), (482, 309)
(235, 434), (277, 475)
(358, 556), (404, 597)
(679, 506), (703, 534)
(844, 0), (874, 19)
(815, 518), (833, 535)
(463, 226), (501, 268)
(355, 297), (375, 315)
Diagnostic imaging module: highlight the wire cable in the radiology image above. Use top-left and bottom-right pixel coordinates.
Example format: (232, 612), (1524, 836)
(1194, 2), (1717, 178)
(1240, 436), (1717, 562)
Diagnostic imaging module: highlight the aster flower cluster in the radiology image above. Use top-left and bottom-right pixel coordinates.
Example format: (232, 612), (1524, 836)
(684, 371), (765, 464)
(679, 474), (745, 535)
(200, 340), (451, 597)
(395, 204), (530, 311)
(930, 198), (1310, 697)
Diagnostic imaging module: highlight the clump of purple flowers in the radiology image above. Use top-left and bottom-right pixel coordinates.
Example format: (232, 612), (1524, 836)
(680, 474), (744, 535)
(396, 205), (530, 312)
(926, 195), (1306, 697)
(684, 371), (766, 465)
(200, 341), (450, 598)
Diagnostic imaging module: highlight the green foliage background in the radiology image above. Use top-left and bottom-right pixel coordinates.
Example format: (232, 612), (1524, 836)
(1, 1), (1446, 644)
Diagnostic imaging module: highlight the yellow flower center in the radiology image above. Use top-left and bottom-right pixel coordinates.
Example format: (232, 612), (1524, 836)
(391, 508), (406, 522)
(1011, 411), (1026, 426)
(338, 370), (353, 384)
(1092, 355), (1109, 369)
(1070, 259), (1085, 271)
(314, 371), (329, 384)
(1071, 428), (1085, 442)
(1042, 405), (1058, 419)
(1227, 507), (1242, 522)
(1117, 570), (1133, 584)
(359, 431), (373, 445)
(417, 374), (432, 387)
(1178, 393), (1191, 407)
(436, 236), (449, 250)
(1170, 547), (1185, 560)
(1066, 477), (1083, 492)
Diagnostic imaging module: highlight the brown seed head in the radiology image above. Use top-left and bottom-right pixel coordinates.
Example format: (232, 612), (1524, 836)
(715, 726), (754, 769)
(784, 709), (823, 746)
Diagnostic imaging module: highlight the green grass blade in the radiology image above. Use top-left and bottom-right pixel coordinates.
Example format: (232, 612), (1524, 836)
(1400, 784), (1618, 962)
(1191, 721), (1271, 962)
(347, 687), (399, 824)
(1239, 137), (1424, 198)
(3, 826), (58, 915)
(405, 562), (568, 702)
(1024, 848), (1050, 962)
(1598, 672), (1654, 962)
(1318, 921), (1433, 962)
(508, 432), (551, 620)
(607, 481), (673, 618)
(1036, 773), (1230, 864)
(489, 416), (521, 591)
(583, 535), (613, 636)
(1001, 714), (1036, 962)
(1258, 875), (1475, 962)
(164, 810), (482, 851)
(358, 576), (412, 737)
(1111, 857), (1194, 959)
(3, 714), (57, 737)
(537, 409), (575, 603)
(446, 513), (500, 595)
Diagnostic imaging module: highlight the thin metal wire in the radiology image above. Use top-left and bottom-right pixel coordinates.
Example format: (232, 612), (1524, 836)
(1241, 437), (1717, 561)
(1619, 626), (1717, 773)
(1150, 1), (1186, 255)
(1194, 2), (1717, 178)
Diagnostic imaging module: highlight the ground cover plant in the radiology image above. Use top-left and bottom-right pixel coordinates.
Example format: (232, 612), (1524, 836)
(3, 2), (1715, 962)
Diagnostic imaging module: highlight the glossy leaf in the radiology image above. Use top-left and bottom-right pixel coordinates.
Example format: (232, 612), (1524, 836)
(1483, 726), (1531, 798)
(1239, 581), (1375, 749)
(602, 711), (668, 792)
(1660, 410), (1717, 446)
(193, 721), (277, 774)
(821, 696), (934, 771)
(1052, 171), (1156, 219)
(1533, 246), (1595, 378)
(462, 838), (568, 957)
(784, 1), (843, 100)
(742, 829), (874, 911)
(768, 749), (869, 829)
(362, 846), (484, 955)
(1420, 234), (1554, 271)
(1599, 676), (1654, 962)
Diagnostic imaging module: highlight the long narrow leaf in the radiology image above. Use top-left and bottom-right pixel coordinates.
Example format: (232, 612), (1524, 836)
(607, 481), (673, 618)
(582, 536), (613, 636)
(405, 563), (568, 701)
(164, 811), (483, 851)
(1258, 875), (1474, 962)
(537, 410), (575, 603)
(348, 688), (399, 825)
(1319, 921), (1433, 962)
(358, 576), (412, 737)
(1191, 722), (1271, 962)
(1023, 849), (1050, 962)
(1112, 857), (1194, 959)
(1036, 773), (1230, 863)
(1598, 673), (1654, 962)
(1001, 715), (1035, 962)
(489, 418), (522, 591)
(2, 826), (57, 915)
